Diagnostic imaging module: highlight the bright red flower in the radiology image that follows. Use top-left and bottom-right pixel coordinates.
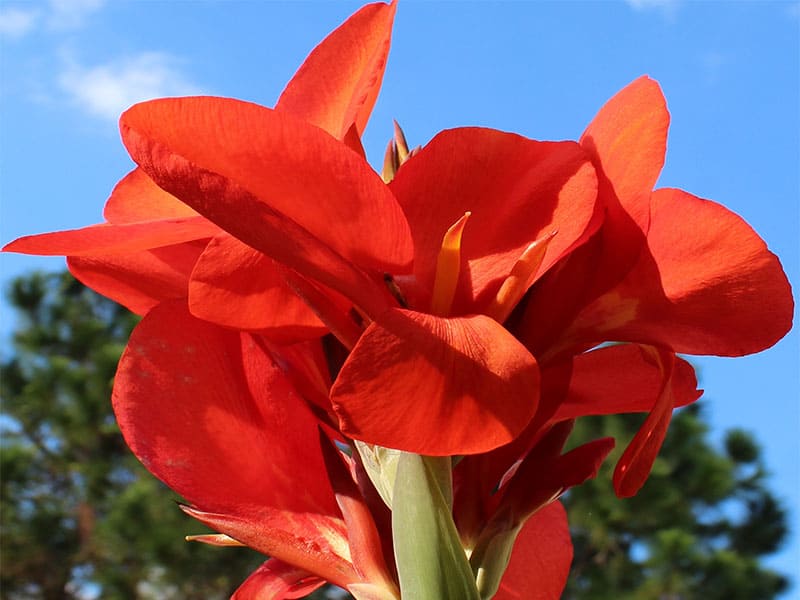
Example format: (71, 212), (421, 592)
(3, 3), (794, 599)
(118, 94), (602, 454)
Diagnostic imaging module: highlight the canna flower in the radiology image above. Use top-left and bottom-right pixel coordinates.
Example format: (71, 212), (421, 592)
(3, 1), (793, 598)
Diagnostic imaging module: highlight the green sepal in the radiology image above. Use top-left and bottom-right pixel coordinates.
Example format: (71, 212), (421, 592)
(469, 523), (523, 599)
(391, 453), (480, 600)
(355, 440), (402, 509)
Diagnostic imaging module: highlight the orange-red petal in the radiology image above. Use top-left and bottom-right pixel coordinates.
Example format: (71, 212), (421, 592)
(67, 241), (207, 315)
(517, 77), (670, 359)
(3, 217), (218, 256)
(492, 501), (572, 600)
(188, 234), (326, 339)
(276, 1), (396, 140)
(120, 98), (411, 303)
(103, 167), (200, 223)
(112, 300), (339, 515)
(232, 559), (325, 600)
(580, 75), (669, 233)
(330, 308), (539, 455)
(568, 189), (793, 356)
(182, 505), (356, 590)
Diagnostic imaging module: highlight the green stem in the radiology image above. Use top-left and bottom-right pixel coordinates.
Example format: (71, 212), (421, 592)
(391, 453), (480, 600)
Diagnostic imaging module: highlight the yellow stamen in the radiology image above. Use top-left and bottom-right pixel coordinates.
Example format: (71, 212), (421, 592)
(486, 231), (557, 323)
(185, 533), (245, 547)
(431, 212), (471, 316)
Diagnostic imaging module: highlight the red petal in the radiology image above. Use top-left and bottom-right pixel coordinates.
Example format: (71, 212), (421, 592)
(104, 168), (200, 223)
(580, 75), (669, 232)
(232, 559), (325, 600)
(517, 77), (670, 359)
(2, 217), (218, 256)
(188, 234), (326, 339)
(390, 128), (597, 313)
(493, 501), (572, 600)
(67, 241), (206, 314)
(319, 434), (397, 594)
(120, 97), (411, 314)
(276, 1), (396, 139)
(546, 343), (701, 422)
(569, 189), (794, 356)
(497, 436), (615, 533)
(613, 349), (676, 497)
(330, 308), (539, 455)
(182, 505), (356, 590)
(112, 300), (339, 516)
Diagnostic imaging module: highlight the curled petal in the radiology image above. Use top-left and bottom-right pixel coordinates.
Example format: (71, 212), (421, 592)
(330, 308), (539, 455)
(545, 343), (701, 422)
(277, 1), (396, 139)
(188, 234), (326, 339)
(390, 128), (597, 312)
(613, 349), (676, 497)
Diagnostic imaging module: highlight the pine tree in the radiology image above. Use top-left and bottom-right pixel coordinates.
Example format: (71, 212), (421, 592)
(563, 407), (789, 599)
(0, 272), (263, 599)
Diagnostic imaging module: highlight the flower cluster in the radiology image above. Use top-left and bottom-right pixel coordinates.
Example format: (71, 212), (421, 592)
(4, 2), (792, 598)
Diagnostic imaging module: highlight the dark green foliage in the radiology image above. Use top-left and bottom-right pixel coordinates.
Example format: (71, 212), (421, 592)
(563, 405), (789, 600)
(1, 272), (263, 599)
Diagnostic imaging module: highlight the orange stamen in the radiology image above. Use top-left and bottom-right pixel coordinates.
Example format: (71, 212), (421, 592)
(486, 231), (557, 323)
(431, 212), (471, 316)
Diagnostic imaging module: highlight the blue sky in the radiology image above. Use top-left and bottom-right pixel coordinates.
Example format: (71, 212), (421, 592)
(1, 0), (798, 595)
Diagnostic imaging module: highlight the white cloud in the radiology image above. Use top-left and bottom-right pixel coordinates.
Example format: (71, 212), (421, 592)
(59, 53), (204, 122)
(624, 0), (681, 18)
(0, 0), (103, 40)
(46, 0), (105, 30)
(0, 7), (41, 40)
